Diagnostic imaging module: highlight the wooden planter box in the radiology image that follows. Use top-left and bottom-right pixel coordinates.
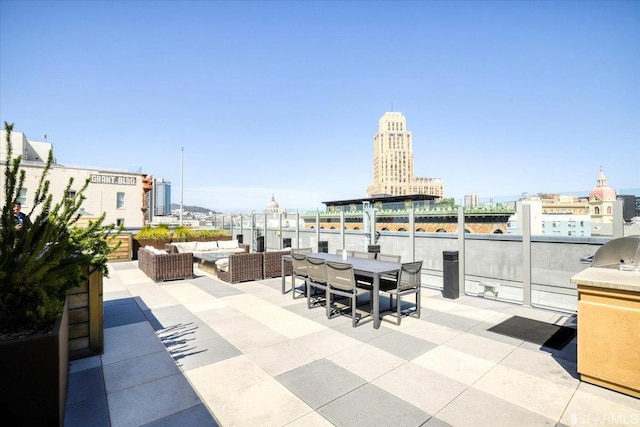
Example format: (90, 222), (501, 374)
(68, 269), (103, 360)
(0, 298), (69, 426)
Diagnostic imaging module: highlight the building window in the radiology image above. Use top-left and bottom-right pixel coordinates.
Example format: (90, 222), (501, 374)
(116, 218), (124, 227)
(67, 190), (76, 199)
(117, 192), (125, 209)
(17, 188), (27, 206)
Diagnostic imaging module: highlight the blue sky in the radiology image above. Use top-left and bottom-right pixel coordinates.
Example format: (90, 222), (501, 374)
(1, 1), (638, 213)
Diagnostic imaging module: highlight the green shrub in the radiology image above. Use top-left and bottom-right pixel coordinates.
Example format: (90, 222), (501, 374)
(172, 225), (195, 241)
(0, 122), (120, 333)
(196, 229), (227, 239)
(134, 225), (171, 242)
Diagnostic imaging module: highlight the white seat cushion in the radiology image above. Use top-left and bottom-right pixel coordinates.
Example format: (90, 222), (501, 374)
(215, 258), (229, 272)
(217, 239), (239, 249)
(195, 241), (219, 252)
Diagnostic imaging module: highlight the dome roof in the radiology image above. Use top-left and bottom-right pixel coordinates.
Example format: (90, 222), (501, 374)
(266, 194), (279, 210)
(589, 168), (616, 201)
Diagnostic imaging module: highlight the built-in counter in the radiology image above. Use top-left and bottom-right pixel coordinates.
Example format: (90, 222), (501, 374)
(571, 267), (640, 398)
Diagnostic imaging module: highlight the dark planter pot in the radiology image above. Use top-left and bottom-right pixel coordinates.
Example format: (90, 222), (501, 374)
(0, 298), (69, 426)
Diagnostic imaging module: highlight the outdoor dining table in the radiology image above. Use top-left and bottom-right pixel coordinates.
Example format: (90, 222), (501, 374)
(281, 252), (402, 329)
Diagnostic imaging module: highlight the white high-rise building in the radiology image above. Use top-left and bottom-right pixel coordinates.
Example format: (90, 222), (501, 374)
(366, 112), (444, 198)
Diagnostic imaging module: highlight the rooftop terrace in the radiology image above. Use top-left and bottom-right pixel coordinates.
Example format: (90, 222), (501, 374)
(64, 261), (639, 426)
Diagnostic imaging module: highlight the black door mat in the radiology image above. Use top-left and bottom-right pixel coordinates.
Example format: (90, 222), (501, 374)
(487, 315), (576, 350)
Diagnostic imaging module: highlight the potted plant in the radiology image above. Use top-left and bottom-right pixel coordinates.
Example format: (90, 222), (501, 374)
(0, 122), (120, 426)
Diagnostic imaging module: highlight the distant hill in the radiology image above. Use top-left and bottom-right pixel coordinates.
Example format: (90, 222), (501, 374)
(171, 203), (220, 214)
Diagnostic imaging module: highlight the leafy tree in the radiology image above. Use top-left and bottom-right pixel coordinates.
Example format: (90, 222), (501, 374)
(0, 122), (120, 333)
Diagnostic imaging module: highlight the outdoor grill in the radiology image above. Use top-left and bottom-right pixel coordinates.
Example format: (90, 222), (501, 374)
(580, 235), (640, 271)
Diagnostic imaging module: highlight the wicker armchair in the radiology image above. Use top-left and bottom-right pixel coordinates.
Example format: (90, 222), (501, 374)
(263, 250), (294, 278)
(217, 252), (263, 284)
(137, 247), (193, 282)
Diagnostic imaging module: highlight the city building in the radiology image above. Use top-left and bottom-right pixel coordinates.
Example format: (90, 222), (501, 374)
(0, 129), (152, 227)
(589, 168), (617, 236)
(464, 194), (479, 208)
(507, 200), (592, 237)
(152, 178), (172, 217)
(366, 112), (444, 198)
(302, 194), (513, 234)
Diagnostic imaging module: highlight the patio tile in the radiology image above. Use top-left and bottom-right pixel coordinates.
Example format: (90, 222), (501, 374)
(435, 387), (556, 427)
(331, 319), (393, 343)
(326, 342), (405, 382)
(206, 378), (312, 427)
(102, 322), (167, 365)
(217, 323), (289, 353)
(193, 276), (245, 298)
(412, 346), (495, 385)
(423, 310), (484, 332)
(107, 373), (203, 427)
(66, 366), (105, 405)
(276, 359), (367, 409)
(317, 383), (430, 427)
(399, 318), (464, 344)
(372, 362), (468, 415)
(143, 404), (220, 427)
(162, 282), (229, 313)
(184, 355), (270, 401)
(472, 364), (577, 420)
(246, 339), (322, 377)
(130, 289), (180, 311)
(103, 350), (180, 393)
(170, 335), (242, 371)
(64, 395), (110, 427)
(294, 328), (361, 358)
(104, 308), (148, 328)
(440, 331), (518, 363)
(284, 411), (334, 426)
(559, 382), (640, 426)
(156, 320), (222, 346)
(146, 304), (204, 329)
(498, 346), (580, 387)
(366, 330), (438, 361)
(68, 354), (101, 374)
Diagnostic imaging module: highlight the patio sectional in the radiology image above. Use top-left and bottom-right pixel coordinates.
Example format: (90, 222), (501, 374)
(137, 246), (193, 282)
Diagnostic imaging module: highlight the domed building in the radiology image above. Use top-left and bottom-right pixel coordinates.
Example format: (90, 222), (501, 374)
(265, 194), (283, 218)
(589, 168), (617, 235)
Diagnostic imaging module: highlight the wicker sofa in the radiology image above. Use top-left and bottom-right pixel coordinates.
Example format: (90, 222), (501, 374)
(138, 247), (193, 282)
(262, 249), (294, 278)
(216, 252), (263, 284)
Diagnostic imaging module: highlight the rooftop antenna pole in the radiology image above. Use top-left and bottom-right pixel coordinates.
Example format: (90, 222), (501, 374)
(180, 146), (184, 226)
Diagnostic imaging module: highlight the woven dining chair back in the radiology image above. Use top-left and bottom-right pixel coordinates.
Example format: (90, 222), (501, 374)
(325, 261), (356, 292)
(353, 251), (375, 259)
(306, 257), (327, 284)
(377, 253), (401, 263)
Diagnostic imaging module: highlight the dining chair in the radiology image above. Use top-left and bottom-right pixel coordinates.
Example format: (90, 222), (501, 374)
(355, 253), (400, 295)
(306, 257), (328, 309)
(377, 253), (401, 263)
(336, 249), (355, 257)
(290, 253), (310, 299)
(353, 251), (375, 259)
(380, 260), (423, 325)
(326, 261), (370, 327)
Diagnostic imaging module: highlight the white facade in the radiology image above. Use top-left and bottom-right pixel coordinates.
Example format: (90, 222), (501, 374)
(1, 130), (149, 228)
(507, 200), (591, 237)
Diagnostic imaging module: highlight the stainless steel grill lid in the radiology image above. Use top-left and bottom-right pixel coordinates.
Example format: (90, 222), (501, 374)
(591, 235), (640, 268)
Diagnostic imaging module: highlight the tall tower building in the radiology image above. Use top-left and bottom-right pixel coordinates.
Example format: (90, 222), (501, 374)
(366, 112), (444, 198)
(153, 178), (172, 216)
